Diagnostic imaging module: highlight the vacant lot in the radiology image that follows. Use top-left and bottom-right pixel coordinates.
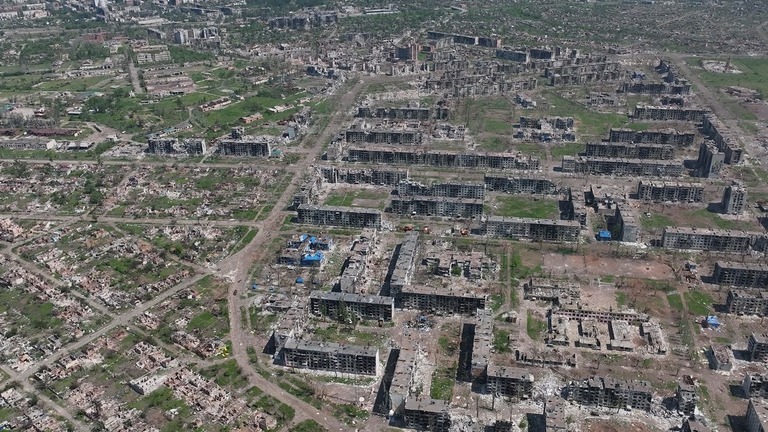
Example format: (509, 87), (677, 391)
(490, 195), (559, 219)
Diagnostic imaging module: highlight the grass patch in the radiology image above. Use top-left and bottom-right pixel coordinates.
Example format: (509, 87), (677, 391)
(693, 57), (768, 100)
(551, 142), (584, 157)
(332, 404), (369, 426)
(685, 290), (714, 316)
(438, 335), (458, 356)
(616, 291), (628, 307)
(290, 419), (327, 432)
(430, 365), (456, 400)
(492, 195), (558, 219)
(641, 212), (675, 230)
(667, 293), (684, 311)
(187, 311), (216, 331)
(493, 329), (510, 353)
(200, 359), (249, 389)
(526, 311), (547, 341)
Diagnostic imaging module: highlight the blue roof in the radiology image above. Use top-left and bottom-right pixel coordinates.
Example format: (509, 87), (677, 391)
(299, 234), (308, 242)
(309, 236), (318, 243)
(598, 230), (612, 239)
(296, 277), (304, 283)
(706, 315), (720, 325)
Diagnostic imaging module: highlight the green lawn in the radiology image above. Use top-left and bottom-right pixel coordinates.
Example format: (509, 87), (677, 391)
(551, 142), (584, 157)
(641, 212), (675, 230)
(493, 329), (510, 353)
(430, 366), (456, 400)
(685, 291), (713, 316)
(667, 293), (684, 311)
(492, 195), (559, 219)
(290, 420), (327, 432)
(692, 57), (768, 99)
(526, 311), (547, 341)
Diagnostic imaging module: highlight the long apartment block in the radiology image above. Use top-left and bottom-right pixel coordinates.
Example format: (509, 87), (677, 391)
(390, 196), (483, 218)
(356, 106), (438, 121)
(297, 204), (382, 229)
(396, 180), (485, 199)
(484, 174), (558, 194)
(345, 124), (423, 146)
(399, 285), (486, 315)
(713, 262), (768, 288)
(618, 80), (691, 95)
(319, 166), (409, 185)
(608, 128), (695, 147)
(567, 376), (653, 411)
(584, 142), (674, 160)
(636, 181), (704, 202)
(281, 339), (378, 375)
(468, 309), (493, 382)
(218, 137), (272, 156)
(309, 291), (395, 321)
(728, 290), (768, 316)
(703, 114), (743, 164)
(632, 104), (708, 122)
(389, 232), (419, 296)
(553, 308), (649, 325)
(561, 156), (684, 177)
(661, 227), (764, 253)
(486, 365), (534, 399)
(347, 147), (540, 170)
(484, 216), (580, 243)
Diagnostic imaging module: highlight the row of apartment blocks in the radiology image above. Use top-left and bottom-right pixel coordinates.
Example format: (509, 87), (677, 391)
(632, 104), (709, 122)
(608, 128), (695, 147)
(618, 79), (691, 95)
(636, 180), (704, 202)
(661, 227), (766, 253)
(484, 216), (581, 243)
(346, 146), (540, 170)
(345, 122), (423, 146)
(355, 105), (450, 121)
(583, 142), (675, 160)
(484, 174), (559, 195)
(422, 74), (538, 98)
(390, 196), (483, 218)
(561, 156), (684, 177)
(395, 179), (485, 199)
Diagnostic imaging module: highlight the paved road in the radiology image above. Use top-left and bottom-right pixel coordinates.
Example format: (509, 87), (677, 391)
(0, 213), (262, 228)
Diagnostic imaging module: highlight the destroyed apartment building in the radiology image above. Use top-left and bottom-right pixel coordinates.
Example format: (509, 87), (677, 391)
(676, 376), (698, 416)
(484, 216), (581, 243)
(608, 128), (695, 147)
(523, 277), (581, 305)
(567, 376), (653, 411)
(561, 156), (684, 177)
(515, 116), (575, 142)
(583, 142), (674, 160)
(280, 339), (378, 376)
(661, 227), (765, 253)
(398, 284), (486, 315)
(391, 179), (485, 218)
(309, 291), (394, 321)
(632, 104), (709, 122)
(485, 365), (534, 400)
(696, 140), (726, 178)
(635, 181), (704, 202)
(746, 398), (768, 432)
(345, 120), (423, 146)
(726, 289), (768, 317)
(319, 166), (409, 186)
(355, 104), (449, 121)
(743, 373), (768, 399)
(484, 174), (558, 195)
(702, 114), (743, 164)
(147, 137), (207, 155)
(217, 127), (273, 157)
(345, 146), (540, 170)
(748, 333), (768, 362)
(388, 231), (419, 297)
(297, 204), (382, 229)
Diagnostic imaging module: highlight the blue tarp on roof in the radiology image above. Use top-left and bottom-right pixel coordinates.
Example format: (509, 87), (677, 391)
(598, 230), (612, 240)
(706, 316), (720, 327)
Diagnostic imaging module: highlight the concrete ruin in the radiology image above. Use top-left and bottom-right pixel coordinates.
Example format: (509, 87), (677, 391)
(702, 114), (743, 164)
(403, 398), (451, 432)
(280, 339), (378, 376)
(390, 196), (483, 218)
(345, 120), (423, 146)
(748, 333), (768, 362)
(676, 375), (697, 416)
(561, 156), (684, 177)
(388, 231), (419, 297)
(636, 181), (704, 202)
(396, 180), (485, 199)
(695, 141), (725, 178)
(309, 291), (394, 321)
(297, 204), (382, 229)
(485, 365), (534, 399)
(721, 182), (748, 214)
(523, 278), (580, 305)
(147, 137), (207, 155)
(708, 344), (733, 371)
(544, 397), (568, 431)
(217, 128), (273, 157)
(746, 398), (768, 432)
(618, 79), (691, 95)
(566, 376), (653, 411)
(399, 285), (486, 315)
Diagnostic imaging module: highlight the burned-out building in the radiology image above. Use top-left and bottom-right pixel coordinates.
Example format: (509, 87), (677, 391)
(702, 114), (743, 164)
(618, 79), (691, 95)
(523, 278), (580, 304)
(466, 309), (493, 383)
(399, 285), (486, 315)
(147, 137), (207, 155)
(218, 128), (273, 157)
(281, 339), (378, 375)
(708, 344), (733, 371)
(696, 141), (725, 178)
(309, 291), (394, 321)
(746, 398), (768, 432)
(566, 376), (652, 411)
(661, 227), (763, 253)
(396, 180), (485, 199)
(297, 205), (382, 229)
(714, 262), (768, 288)
(636, 181), (704, 202)
(727, 289), (768, 316)
(485, 365), (534, 399)
(484, 175), (558, 195)
(356, 105), (435, 121)
(584, 142), (674, 160)
(632, 104), (708, 122)
(721, 182), (748, 214)
(544, 397), (568, 431)
(345, 121), (423, 146)
(484, 216), (580, 243)
(676, 376), (697, 416)
(561, 156), (684, 177)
